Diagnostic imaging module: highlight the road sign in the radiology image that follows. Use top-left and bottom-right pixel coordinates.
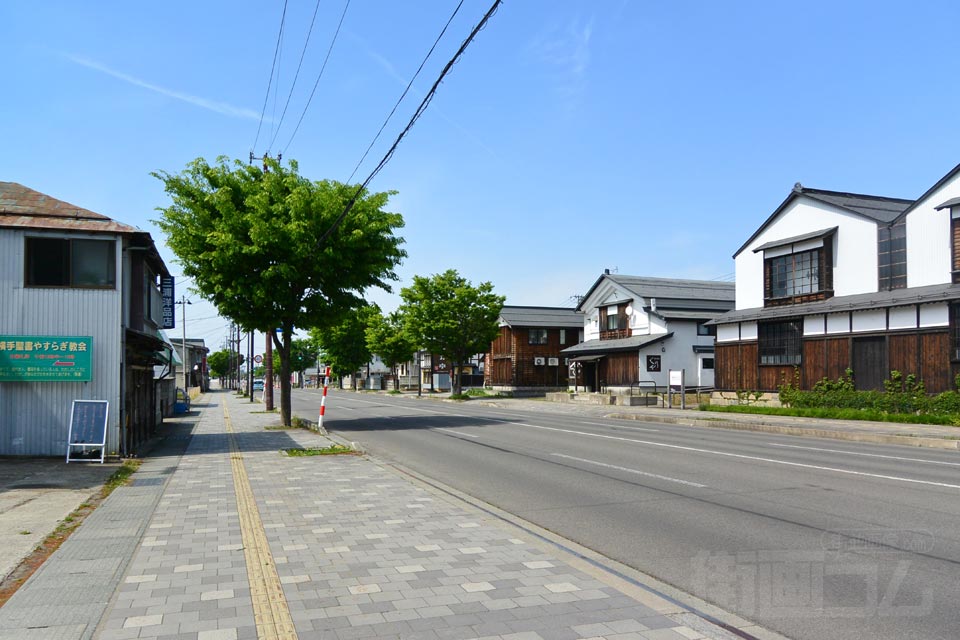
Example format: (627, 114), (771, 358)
(254, 354), (263, 364)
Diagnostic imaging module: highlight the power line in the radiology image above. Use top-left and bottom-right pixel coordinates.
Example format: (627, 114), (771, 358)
(253, 0), (290, 154)
(268, 0), (324, 151)
(317, 0), (502, 248)
(282, 0), (352, 154)
(347, 0), (466, 183)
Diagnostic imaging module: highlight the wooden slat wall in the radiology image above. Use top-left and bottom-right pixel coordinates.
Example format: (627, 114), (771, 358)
(602, 352), (638, 386)
(714, 344), (739, 390)
(803, 339), (825, 386)
(888, 334), (918, 381)
(759, 366), (794, 391)
(740, 343), (759, 390)
(825, 338), (850, 381)
(921, 332), (951, 392)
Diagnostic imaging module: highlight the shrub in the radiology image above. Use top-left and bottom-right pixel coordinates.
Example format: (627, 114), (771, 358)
(778, 369), (960, 418)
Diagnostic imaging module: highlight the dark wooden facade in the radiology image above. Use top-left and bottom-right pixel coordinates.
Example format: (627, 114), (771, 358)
(486, 326), (578, 388)
(715, 329), (955, 393)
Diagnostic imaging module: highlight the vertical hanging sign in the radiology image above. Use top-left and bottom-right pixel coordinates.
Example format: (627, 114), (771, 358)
(161, 276), (175, 329)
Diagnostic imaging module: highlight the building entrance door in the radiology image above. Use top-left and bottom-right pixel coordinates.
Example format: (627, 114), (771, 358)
(852, 336), (887, 391)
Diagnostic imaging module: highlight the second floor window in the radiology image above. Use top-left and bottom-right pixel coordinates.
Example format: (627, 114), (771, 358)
(768, 248), (820, 299)
(528, 329), (548, 345)
(878, 221), (906, 290)
(25, 237), (116, 289)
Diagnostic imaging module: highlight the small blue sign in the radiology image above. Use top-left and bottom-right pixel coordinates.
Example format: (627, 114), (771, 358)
(161, 276), (175, 329)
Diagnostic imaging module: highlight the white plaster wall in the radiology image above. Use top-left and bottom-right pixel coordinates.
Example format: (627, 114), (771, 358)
(584, 309), (600, 341)
(827, 313), (850, 334)
(638, 322), (709, 389)
(851, 310), (886, 333)
(906, 169), (960, 287)
(717, 324), (740, 343)
(804, 315), (825, 336)
(649, 313), (669, 335)
(888, 306), (917, 330)
(735, 198), (880, 309)
(919, 303), (948, 328)
(740, 321), (758, 340)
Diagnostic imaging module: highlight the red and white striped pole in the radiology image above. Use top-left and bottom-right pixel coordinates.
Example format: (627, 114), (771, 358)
(318, 367), (331, 428)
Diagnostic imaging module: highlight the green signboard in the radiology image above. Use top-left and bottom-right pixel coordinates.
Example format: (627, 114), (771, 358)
(0, 336), (93, 382)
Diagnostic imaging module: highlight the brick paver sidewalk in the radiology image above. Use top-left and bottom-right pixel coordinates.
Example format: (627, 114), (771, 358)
(4, 391), (765, 640)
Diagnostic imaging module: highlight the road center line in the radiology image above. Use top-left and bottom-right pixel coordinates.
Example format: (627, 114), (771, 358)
(552, 453), (707, 487)
(766, 442), (960, 466)
(503, 422), (960, 490)
(433, 428), (480, 438)
(581, 421), (659, 432)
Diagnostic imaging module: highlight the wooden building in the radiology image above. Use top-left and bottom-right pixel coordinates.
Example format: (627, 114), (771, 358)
(712, 163), (960, 393)
(561, 273), (734, 391)
(486, 306), (583, 391)
(0, 182), (172, 456)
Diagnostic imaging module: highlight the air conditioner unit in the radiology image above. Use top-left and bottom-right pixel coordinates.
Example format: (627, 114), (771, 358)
(533, 357), (545, 366)
(547, 357), (559, 366)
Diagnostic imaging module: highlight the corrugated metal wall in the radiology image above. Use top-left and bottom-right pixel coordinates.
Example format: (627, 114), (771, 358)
(0, 229), (123, 456)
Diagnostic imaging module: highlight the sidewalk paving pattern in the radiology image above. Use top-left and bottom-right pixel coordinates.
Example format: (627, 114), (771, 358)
(1, 392), (757, 640)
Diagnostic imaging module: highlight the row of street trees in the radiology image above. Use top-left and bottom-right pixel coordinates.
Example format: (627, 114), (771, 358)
(314, 269), (504, 396)
(154, 156), (502, 424)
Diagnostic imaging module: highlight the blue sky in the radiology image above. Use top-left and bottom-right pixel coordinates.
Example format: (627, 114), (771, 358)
(4, 1), (960, 353)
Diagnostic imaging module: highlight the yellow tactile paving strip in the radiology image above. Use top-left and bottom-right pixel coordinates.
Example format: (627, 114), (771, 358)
(223, 402), (299, 640)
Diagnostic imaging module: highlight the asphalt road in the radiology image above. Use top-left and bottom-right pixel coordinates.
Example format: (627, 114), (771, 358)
(290, 388), (960, 640)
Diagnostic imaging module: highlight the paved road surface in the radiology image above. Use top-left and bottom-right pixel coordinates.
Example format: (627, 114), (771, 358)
(292, 389), (960, 640)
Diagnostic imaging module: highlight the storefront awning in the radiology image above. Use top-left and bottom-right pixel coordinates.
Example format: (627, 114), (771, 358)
(568, 354), (604, 362)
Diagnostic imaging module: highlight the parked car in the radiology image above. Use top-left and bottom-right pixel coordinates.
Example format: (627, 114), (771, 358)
(253, 378), (264, 391)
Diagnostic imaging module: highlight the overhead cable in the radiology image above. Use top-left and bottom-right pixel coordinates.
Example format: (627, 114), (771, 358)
(317, 0), (502, 248)
(253, 0), (290, 154)
(282, 0), (352, 154)
(268, 0), (324, 151)
(347, 0), (466, 183)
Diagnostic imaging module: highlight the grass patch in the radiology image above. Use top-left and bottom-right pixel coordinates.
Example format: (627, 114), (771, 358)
(284, 444), (355, 456)
(448, 393), (471, 401)
(700, 404), (960, 426)
(388, 389), (402, 395)
(103, 460), (142, 495)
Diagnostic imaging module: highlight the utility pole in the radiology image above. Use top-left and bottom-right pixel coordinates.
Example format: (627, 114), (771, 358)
(249, 151), (281, 172)
(248, 330), (254, 402)
(264, 330), (274, 410)
(176, 296), (191, 389)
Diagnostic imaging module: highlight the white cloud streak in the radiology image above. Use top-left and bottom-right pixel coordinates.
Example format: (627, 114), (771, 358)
(66, 54), (263, 121)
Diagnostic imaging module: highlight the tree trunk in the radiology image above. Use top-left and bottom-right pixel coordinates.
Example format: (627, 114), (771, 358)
(273, 327), (292, 426)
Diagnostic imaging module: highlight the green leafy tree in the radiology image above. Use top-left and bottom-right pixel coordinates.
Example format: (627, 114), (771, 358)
(399, 270), (504, 395)
(153, 157), (406, 424)
(207, 349), (231, 380)
(287, 338), (320, 388)
(312, 305), (378, 390)
(366, 310), (417, 384)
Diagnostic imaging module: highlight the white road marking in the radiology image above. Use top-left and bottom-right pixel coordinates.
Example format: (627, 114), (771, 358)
(766, 443), (960, 467)
(504, 422), (960, 490)
(552, 453), (707, 487)
(433, 428), (480, 439)
(581, 421), (659, 432)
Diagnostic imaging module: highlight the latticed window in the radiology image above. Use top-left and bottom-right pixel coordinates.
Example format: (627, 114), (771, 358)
(758, 320), (802, 365)
(878, 222), (907, 290)
(768, 249), (820, 298)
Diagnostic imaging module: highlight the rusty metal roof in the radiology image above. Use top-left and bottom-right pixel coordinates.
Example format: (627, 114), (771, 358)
(0, 181), (139, 233)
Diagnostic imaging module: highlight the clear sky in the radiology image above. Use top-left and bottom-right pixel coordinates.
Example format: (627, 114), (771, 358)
(4, 1), (960, 355)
